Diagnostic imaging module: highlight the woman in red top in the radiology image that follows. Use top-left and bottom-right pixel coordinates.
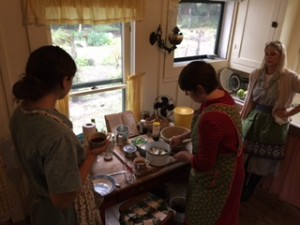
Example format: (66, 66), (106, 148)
(171, 61), (245, 225)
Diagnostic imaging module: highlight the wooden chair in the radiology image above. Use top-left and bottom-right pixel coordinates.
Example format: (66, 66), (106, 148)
(104, 110), (140, 137)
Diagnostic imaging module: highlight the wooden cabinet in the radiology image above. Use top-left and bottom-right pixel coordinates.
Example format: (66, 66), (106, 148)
(230, 0), (287, 73)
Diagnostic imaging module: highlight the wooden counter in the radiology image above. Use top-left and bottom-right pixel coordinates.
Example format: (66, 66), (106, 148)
(90, 135), (191, 222)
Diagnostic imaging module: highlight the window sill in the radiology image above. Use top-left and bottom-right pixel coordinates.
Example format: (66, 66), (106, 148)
(71, 84), (126, 97)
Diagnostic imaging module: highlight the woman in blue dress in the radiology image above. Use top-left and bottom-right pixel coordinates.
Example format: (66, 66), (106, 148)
(10, 46), (109, 225)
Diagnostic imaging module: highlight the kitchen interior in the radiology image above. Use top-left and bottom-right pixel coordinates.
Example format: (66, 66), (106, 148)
(1, 0), (300, 224)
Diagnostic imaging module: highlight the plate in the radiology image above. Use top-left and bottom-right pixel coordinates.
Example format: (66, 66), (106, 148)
(131, 137), (148, 149)
(131, 137), (148, 156)
(219, 68), (234, 93)
(91, 175), (116, 196)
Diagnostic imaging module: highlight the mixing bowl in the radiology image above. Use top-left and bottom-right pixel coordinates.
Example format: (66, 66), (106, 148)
(160, 126), (191, 151)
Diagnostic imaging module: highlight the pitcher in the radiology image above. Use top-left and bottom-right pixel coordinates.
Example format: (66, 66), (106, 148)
(116, 125), (129, 146)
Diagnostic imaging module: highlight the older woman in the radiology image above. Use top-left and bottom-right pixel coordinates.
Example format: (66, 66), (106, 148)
(241, 41), (300, 201)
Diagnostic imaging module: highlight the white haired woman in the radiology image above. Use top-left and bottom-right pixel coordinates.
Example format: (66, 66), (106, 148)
(241, 41), (300, 201)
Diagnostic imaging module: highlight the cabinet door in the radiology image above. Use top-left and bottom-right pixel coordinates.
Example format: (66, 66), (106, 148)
(230, 0), (287, 73)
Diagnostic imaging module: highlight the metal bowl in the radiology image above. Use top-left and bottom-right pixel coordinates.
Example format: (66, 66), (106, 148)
(145, 141), (171, 166)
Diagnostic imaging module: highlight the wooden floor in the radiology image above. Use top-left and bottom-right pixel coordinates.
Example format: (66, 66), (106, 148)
(7, 175), (300, 225)
(105, 175), (300, 225)
(239, 188), (300, 225)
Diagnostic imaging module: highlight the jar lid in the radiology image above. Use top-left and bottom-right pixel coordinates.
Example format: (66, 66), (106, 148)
(153, 122), (160, 126)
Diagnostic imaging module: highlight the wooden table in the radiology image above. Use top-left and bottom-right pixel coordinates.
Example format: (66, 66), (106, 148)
(90, 135), (191, 223)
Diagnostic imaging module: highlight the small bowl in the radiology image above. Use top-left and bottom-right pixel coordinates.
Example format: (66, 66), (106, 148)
(123, 145), (137, 158)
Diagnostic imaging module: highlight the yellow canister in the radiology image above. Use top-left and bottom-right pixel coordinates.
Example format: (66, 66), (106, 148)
(174, 107), (194, 129)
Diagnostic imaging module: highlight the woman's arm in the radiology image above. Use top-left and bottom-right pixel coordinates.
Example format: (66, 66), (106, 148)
(170, 130), (191, 148)
(49, 141), (110, 209)
(276, 105), (300, 118)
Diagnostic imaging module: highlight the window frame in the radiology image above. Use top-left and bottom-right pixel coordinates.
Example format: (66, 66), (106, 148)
(161, 0), (236, 83)
(65, 22), (132, 113)
(174, 0), (225, 62)
(48, 22), (132, 133)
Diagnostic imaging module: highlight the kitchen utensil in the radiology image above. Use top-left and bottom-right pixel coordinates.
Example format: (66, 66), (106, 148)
(116, 125), (129, 146)
(88, 132), (111, 149)
(229, 73), (249, 92)
(123, 164), (136, 184)
(123, 145), (137, 158)
(113, 150), (134, 174)
(131, 136), (148, 156)
(145, 141), (171, 166)
(219, 68), (234, 93)
(91, 174), (116, 196)
(133, 157), (149, 171)
(173, 107), (194, 129)
(107, 170), (127, 176)
(160, 126), (191, 151)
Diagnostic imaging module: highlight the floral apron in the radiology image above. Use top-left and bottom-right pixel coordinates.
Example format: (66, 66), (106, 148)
(185, 103), (243, 225)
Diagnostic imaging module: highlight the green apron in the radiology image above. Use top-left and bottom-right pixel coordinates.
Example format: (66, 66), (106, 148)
(185, 103), (243, 225)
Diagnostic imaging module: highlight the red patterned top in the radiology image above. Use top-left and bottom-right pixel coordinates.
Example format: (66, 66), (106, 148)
(189, 92), (244, 225)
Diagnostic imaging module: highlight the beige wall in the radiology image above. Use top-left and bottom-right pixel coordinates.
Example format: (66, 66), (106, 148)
(1, 0), (300, 142)
(281, 0), (300, 72)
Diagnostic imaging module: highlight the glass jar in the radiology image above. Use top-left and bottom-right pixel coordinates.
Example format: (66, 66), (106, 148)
(139, 119), (147, 134)
(152, 121), (160, 141)
(104, 134), (114, 161)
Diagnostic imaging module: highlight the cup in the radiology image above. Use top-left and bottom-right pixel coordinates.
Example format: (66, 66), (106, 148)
(133, 157), (148, 171)
(88, 132), (111, 149)
(116, 125), (129, 146)
(123, 164), (135, 184)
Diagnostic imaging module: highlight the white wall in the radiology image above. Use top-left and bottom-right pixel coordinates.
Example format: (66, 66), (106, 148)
(0, 0), (30, 140)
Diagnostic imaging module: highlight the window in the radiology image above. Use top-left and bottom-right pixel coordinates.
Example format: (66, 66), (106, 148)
(175, 0), (224, 62)
(51, 23), (129, 134)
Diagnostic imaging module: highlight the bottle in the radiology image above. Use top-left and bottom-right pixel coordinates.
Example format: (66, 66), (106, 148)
(104, 134), (114, 161)
(139, 119), (147, 134)
(152, 121), (160, 141)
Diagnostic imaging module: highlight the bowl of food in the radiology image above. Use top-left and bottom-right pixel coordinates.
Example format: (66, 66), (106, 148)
(145, 141), (170, 166)
(160, 126), (191, 151)
(131, 136), (148, 156)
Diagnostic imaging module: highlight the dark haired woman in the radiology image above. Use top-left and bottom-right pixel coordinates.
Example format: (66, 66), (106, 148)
(241, 41), (300, 201)
(10, 45), (108, 225)
(171, 61), (244, 225)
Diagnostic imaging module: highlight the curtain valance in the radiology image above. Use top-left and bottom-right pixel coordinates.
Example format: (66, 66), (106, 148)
(26, 0), (145, 25)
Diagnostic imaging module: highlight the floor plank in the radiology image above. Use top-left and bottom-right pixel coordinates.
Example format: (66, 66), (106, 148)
(12, 175), (300, 225)
(106, 175), (300, 225)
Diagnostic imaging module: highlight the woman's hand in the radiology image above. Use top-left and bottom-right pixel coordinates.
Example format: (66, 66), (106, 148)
(274, 108), (288, 118)
(170, 135), (182, 148)
(174, 151), (193, 162)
